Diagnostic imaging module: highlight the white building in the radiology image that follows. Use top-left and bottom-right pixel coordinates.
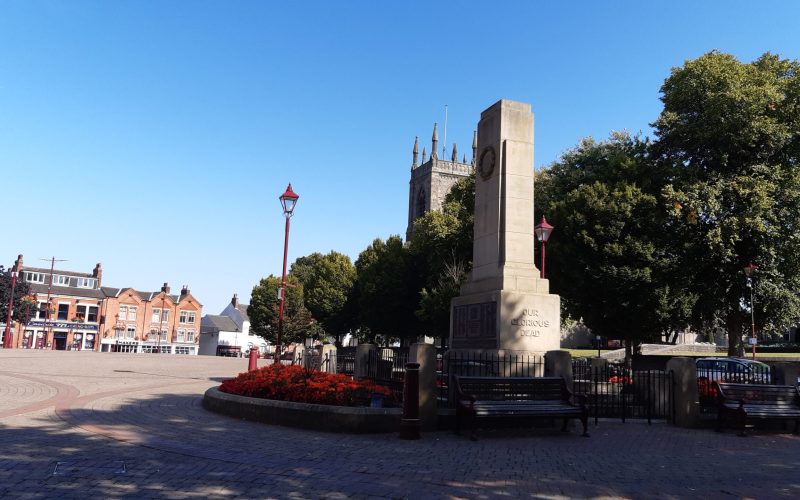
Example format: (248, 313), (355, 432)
(199, 293), (267, 356)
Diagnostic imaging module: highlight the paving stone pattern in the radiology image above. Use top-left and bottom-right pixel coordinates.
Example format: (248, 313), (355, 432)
(1, 350), (799, 499)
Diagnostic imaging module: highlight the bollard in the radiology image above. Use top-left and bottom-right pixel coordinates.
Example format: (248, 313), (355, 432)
(399, 362), (421, 440)
(248, 347), (259, 372)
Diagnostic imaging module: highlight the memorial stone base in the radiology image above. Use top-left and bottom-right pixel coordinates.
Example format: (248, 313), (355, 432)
(450, 290), (560, 353)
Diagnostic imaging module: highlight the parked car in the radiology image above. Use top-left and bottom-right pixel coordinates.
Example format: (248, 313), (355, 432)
(696, 357), (772, 385)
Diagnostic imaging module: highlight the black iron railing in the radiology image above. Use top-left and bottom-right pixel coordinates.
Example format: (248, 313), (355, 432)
(571, 358), (673, 424)
(437, 351), (545, 408)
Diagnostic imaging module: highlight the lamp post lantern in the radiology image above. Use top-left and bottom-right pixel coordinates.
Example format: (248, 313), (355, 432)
(743, 262), (758, 360)
(534, 216), (554, 279)
(276, 183), (299, 365)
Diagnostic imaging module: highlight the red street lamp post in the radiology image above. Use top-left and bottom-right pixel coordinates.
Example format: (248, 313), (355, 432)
(534, 216), (554, 279)
(743, 262), (758, 360)
(275, 183), (299, 366)
(3, 265), (18, 349)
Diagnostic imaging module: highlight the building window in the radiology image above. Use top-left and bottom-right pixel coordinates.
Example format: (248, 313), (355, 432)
(73, 305), (97, 322)
(57, 304), (69, 321)
(177, 329), (185, 342)
(37, 302), (48, 319)
(76, 278), (96, 289)
(160, 329), (168, 342)
(26, 272), (46, 284)
(151, 309), (169, 323)
(416, 188), (426, 218)
(116, 328), (125, 340)
(120, 305), (137, 321)
(52, 275), (69, 286)
(126, 327), (136, 339)
(187, 329), (195, 342)
(179, 311), (196, 324)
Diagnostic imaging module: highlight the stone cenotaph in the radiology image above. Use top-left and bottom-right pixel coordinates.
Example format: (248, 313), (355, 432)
(450, 99), (560, 353)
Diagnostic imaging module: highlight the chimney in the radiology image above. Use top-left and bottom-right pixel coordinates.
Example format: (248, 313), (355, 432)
(93, 263), (102, 286)
(232, 293), (239, 308)
(14, 254), (23, 273)
(180, 285), (189, 298)
(161, 282), (170, 294)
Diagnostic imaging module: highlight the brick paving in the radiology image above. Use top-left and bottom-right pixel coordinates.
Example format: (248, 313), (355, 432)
(1, 350), (799, 499)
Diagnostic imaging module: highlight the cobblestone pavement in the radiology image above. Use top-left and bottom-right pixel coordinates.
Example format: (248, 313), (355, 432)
(1, 350), (799, 499)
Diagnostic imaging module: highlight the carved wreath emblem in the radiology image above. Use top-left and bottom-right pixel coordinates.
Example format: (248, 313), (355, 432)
(478, 146), (496, 180)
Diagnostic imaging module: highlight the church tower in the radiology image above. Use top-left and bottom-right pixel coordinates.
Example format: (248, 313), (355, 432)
(406, 124), (476, 241)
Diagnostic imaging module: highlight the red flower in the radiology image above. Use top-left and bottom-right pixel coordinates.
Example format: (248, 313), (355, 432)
(219, 364), (394, 407)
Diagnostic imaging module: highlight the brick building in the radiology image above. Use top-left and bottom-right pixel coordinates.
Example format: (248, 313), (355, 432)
(8, 256), (105, 350)
(3, 254), (202, 355)
(100, 283), (202, 355)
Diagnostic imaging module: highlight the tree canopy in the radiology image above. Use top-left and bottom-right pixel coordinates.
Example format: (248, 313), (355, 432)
(654, 51), (800, 354)
(409, 174), (475, 338)
(353, 236), (422, 345)
(290, 251), (357, 346)
(535, 133), (694, 353)
(247, 274), (313, 347)
(0, 266), (36, 325)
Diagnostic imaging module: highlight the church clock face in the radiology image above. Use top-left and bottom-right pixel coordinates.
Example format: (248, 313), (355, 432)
(478, 146), (496, 180)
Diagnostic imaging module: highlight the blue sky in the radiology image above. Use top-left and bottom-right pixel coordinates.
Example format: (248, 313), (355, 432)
(2, 1), (799, 314)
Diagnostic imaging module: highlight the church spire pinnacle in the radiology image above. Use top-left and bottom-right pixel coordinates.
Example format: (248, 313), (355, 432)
(471, 130), (478, 165)
(451, 143), (458, 162)
(431, 123), (438, 160)
(421, 147), (427, 164)
(412, 136), (419, 169)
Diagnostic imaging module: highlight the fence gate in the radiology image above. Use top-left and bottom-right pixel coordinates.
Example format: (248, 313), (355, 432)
(572, 360), (673, 424)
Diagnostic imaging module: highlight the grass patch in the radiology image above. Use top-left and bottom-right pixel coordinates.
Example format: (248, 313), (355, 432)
(563, 349), (610, 357)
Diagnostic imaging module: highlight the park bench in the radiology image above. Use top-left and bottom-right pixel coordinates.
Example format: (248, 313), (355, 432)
(454, 376), (589, 440)
(715, 382), (800, 436)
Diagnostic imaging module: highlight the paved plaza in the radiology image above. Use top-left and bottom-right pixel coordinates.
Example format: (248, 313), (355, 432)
(1, 350), (799, 499)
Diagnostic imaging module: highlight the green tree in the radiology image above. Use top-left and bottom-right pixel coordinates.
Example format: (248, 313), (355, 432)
(409, 174), (475, 339)
(247, 275), (313, 347)
(354, 236), (421, 346)
(291, 251), (357, 346)
(653, 51), (800, 355)
(0, 266), (36, 325)
(536, 133), (694, 356)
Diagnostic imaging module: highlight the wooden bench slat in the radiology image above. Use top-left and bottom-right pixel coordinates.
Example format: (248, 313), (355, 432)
(715, 382), (800, 435)
(454, 375), (589, 440)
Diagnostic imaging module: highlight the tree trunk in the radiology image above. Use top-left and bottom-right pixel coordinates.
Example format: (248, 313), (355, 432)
(726, 313), (743, 357)
(624, 339), (632, 365)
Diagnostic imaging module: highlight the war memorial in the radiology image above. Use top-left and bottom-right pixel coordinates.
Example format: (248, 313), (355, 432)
(450, 99), (560, 354)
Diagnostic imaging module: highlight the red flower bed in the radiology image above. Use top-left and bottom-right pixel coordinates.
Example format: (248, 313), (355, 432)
(219, 364), (394, 407)
(608, 375), (633, 385)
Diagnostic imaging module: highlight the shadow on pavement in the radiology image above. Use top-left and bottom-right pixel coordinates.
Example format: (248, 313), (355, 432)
(2, 389), (800, 498)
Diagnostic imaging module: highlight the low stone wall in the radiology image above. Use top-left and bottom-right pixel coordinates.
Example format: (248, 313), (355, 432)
(202, 386), (402, 433)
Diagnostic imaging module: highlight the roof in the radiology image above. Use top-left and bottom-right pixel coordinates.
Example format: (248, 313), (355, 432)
(201, 314), (240, 333)
(236, 303), (250, 322)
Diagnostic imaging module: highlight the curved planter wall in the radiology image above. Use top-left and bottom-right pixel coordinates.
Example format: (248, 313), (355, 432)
(203, 386), (402, 433)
